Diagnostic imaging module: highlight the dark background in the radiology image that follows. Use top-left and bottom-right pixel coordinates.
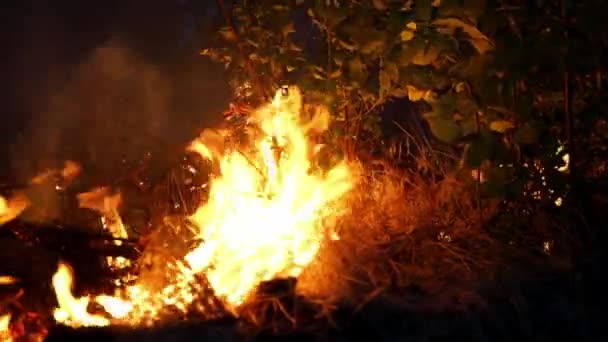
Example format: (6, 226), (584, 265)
(0, 0), (230, 184)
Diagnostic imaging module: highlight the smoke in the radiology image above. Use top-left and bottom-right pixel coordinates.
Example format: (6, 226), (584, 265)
(9, 37), (230, 184)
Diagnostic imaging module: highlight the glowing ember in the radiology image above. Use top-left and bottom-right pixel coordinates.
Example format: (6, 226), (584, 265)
(50, 85), (354, 326)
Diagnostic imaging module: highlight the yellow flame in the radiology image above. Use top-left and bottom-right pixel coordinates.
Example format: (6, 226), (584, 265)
(185, 86), (353, 305)
(51, 85), (354, 326)
(52, 263), (110, 327)
(0, 314), (11, 342)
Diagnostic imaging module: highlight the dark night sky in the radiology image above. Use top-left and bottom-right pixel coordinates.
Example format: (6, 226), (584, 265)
(0, 0), (230, 183)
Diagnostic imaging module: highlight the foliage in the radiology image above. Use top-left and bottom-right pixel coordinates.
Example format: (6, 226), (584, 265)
(202, 0), (608, 220)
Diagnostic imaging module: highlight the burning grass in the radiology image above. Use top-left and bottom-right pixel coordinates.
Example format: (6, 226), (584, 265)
(0, 85), (596, 341)
(8, 85), (356, 332)
(297, 159), (501, 307)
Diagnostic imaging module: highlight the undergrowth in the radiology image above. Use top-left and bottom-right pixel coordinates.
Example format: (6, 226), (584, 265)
(298, 154), (500, 306)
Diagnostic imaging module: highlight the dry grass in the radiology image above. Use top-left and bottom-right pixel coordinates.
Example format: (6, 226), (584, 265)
(133, 133), (589, 339)
(298, 158), (501, 309)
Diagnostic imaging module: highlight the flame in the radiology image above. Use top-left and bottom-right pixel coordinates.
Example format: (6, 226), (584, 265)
(50, 85), (354, 326)
(52, 262), (110, 327)
(185, 86), (353, 306)
(0, 314), (11, 342)
(0, 193), (29, 225)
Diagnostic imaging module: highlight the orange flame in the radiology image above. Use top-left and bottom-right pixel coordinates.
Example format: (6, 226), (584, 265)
(0, 314), (11, 342)
(52, 263), (110, 327)
(0, 193), (29, 225)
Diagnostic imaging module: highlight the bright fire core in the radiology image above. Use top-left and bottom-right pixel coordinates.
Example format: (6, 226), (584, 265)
(51, 85), (355, 327)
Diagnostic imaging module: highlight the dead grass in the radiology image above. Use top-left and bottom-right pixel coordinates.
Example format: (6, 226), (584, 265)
(117, 131), (588, 339)
(298, 158), (501, 309)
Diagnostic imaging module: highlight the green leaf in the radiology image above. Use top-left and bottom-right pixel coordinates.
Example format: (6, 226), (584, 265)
(406, 85), (433, 101)
(432, 18), (494, 54)
(400, 29), (415, 42)
(332, 50), (348, 66)
(372, 0), (388, 11)
(436, 0), (475, 20)
(387, 11), (411, 33)
(379, 69), (391, 97)
(281, 22), (296, 36)
(455, 92), (479, 116)
(514, 95), (534, 121)
(513, 123), (541, 145)
(481, 163), (518, 199)
(458, 54), (493, 79)
(311, 6), (349, 28)
(385, 62), (399, 83)
(411, 43), (442, 66)
(465, 133), (499, 168)
(356, 29), (387, 55)
(348, 57), (368, 85)
(399, 65), (438, 89)
(337, 39), (357, 52)
(425, 116), (463, 143)
(460, 118), (478, 137)
(219, 27), (238, 42)
(431, 94), (457, 119)
(415, 0), (433, 21)
(489, 120), (515, 133)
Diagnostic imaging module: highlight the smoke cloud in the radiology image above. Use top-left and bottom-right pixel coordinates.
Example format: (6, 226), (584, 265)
(9, 37), (230, 184)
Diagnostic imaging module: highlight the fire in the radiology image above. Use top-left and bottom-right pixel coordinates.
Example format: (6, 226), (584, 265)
(184, 86), (353, 305)
(50, 85), (354, 326)
(52, 263), (110, 327)
(0, 314), (11, 342)
(0, 193), (29, 225)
